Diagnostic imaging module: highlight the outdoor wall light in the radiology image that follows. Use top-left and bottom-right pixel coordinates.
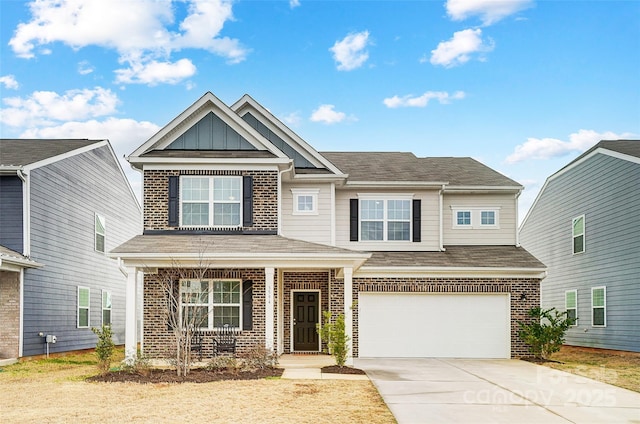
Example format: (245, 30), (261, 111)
(520, 293), (527, 301)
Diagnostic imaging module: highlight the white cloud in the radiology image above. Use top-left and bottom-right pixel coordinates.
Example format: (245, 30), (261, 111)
(505, 129), (636, 164)
(289, 0), (301, 9)
(281, 111), (302, 126)
(446, 0), (533, 26)
(0, 75), (19, 90)
(383, 91), (465, 108)
(310, 104), (347, 124)
(9, 0), (248, 85)
(115, 58), (197, 85)
(430, 28), (494, 68)
(330, 31), (371, 71)
(1, 87), (119, 127)
(78, 61), (94, 75)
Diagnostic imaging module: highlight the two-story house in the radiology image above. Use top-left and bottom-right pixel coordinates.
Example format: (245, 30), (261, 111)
(111, 92), (545, 363)
(519, 140), (640, 353)
(0, 139), (141, 359)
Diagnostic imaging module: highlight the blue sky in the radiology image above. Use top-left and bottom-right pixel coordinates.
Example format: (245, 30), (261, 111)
(1, 0), (638, 220)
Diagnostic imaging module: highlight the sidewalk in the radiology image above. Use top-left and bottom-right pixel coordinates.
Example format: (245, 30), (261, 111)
(279, 354), (369, 380)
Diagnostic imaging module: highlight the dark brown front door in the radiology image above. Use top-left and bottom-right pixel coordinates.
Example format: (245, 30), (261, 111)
(293, 292), (319, 351)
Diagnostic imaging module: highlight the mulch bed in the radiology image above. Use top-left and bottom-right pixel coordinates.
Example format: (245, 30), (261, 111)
(87, 367), (283, 384)
(521, 357), (564, 365)
(321, 365), (366, 375)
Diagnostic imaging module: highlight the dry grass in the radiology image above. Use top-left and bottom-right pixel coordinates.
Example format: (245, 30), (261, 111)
(0, 349), (395, 424)
(544, 345), (640, 393)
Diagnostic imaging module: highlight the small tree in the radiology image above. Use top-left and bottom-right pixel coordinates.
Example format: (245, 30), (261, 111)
(317, 311), (350, 367)
(518, 307), (576, 359)
(92, 324), (115, 376)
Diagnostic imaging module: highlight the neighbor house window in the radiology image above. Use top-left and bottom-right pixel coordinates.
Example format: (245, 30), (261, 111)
(292, 188), (319, 215)
(180, 279), (241, 329)
(591, 286), (606, 327)
(452, 207), (500, 229)
(102, 290), (112, 326)
(95, 214), (106, 253)
(572, 215), (585, 254)
(360, 198), (411, 241)
(78, 286), (90, 328)
(181, 176), (241, 227)
(565, 290), (577, 325)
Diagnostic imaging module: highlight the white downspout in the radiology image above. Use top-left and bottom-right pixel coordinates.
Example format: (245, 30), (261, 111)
(515, 189), (522, 247)
(439, 184), (446, 252)
(17, 169), (30, 257)
(277, 162), (294, 235)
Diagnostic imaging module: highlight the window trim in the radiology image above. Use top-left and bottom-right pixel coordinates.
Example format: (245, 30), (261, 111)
(95, 213), (106, 253)
(358, 194), (413, 242)
(291, 188), (319, 215)
(77, 286), (90, 328)
(179, 176), (243, 228)
(591, 286), (606, 327)
(102, 290), (112, 326)
(572, 215), (585, 255)
(180, 279), (242, 330)
(565, 289), (577, 326)
(451, 207), (500, 229)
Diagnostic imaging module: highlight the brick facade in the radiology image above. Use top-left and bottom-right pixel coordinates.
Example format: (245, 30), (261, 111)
(143, 170), (278, 231)
(0, 271), (21, 359)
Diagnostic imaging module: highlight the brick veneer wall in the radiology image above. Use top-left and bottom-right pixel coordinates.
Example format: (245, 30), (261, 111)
(143, 170), (278, 231)
(349, 277), (541, 358)
(0, 271), (21, 358)
(142, 268), (266, 359)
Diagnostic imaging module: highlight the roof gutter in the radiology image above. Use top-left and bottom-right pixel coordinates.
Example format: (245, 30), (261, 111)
(356, 266), (547, 279)
(439, 184), (446, 252)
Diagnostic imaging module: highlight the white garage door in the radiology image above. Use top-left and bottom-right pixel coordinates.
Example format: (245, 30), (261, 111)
(358, 293), (510, 358)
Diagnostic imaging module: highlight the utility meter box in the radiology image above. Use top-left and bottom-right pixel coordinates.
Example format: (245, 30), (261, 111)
(46, 335), (57, 343)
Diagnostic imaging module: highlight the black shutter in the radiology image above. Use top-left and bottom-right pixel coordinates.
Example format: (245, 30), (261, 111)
(413, 199), (421, 242)
(168, 176), (179, 227)
(243, 175), (253, 227)
(242, 280), (253, 331)
(350, 199), (359, 241)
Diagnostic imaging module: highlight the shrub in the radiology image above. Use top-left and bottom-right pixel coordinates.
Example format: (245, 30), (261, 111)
(239, 345), (278, 371)
(206, 355), (239, 374)
(518, 307), (576, 359)
(91, 325), (115, 376)
(317, 311), (350, 367)
(121, 353), (151, 376)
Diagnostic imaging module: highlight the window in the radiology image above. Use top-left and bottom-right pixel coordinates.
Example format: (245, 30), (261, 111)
(180, 279), (241, 329)
(572, 215), (585, 254)
(360, 198), (411, 241)
(95, 214), (106, 253)
(565, 290), (577, 325)
(78, 287), (90, 328)
(452, 207), (500, 229)
(481, 211), (496, 226)
(457, 211), (471, 226)
(181, 176), (241, 227)
(102, 290), (112, 326)
(292, 188), (319, 215)
(591, 286), (606, 327)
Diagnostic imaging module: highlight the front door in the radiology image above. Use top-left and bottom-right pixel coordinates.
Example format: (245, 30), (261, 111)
(293, 291), (319, 351)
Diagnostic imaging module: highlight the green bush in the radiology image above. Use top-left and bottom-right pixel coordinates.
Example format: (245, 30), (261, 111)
(317, 311), (350, 367)
(518, 307), (576, 359)
(91, 324), (115, 376)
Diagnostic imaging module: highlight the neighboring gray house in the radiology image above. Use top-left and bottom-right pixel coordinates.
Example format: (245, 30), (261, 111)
(519, 140), (640, 352)
(0, 139), (141, 358)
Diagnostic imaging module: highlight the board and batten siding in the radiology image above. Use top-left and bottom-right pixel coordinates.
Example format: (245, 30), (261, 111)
(0, 176), (24, 253)
(519, 153), (640, 352)
(22, 145), (141, 356)
(281, 183), (332, 245)
(442, 193), (517, 245)
(334, 188), (440, 251)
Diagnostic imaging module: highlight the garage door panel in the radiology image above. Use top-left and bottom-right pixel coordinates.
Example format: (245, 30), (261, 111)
(358, 293), (510, 358)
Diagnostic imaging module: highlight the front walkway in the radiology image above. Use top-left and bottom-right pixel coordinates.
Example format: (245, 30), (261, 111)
(279, 354), (369, 380)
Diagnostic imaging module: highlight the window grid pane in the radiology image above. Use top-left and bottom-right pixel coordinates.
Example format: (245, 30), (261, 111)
(592, 288), (605, 307)
(213, 203), (240, 226)
(297, 195), (314, 211)
(481, 211), (495, 225)
(387, 222), (410, 241)
(182, 203), (209, 226)
(361, 221), (384, 241)
(457, 211), (471, 225)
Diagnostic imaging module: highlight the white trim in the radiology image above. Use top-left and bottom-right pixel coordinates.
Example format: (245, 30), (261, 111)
(77, 286), (90, 328)
(346, 181), (448, 189)
(344, 267), (353, 365)
(276, 269), (284, 355)
(358, 195), (414, 242)
(291, 188), (319, 215)
(330, 183), (336, 246)
(95, 213), (106, 253)
(565, 289), (578, 326)
(19, 269), (24, 357)
(23, 140), (109, 172)
(591, 286), (606, 327)
(265, 268), (275, 351)
(290, 289), (322, 352)
(134, 158), (290, 170)
(102, 289), (112, 326)
(179, 175), (243, 228)
(451, 206), (501, 230)
(180, 278), (243, 330)
(18, 169), (31, 257)
(356, 266), (547, 279)
(572, 214), (585, 255)
(124, 267), (138, 363)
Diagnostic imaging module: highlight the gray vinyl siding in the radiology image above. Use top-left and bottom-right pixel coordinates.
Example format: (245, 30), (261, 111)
(0, 176), (24, 253)
(21, 145), (140, 356)
(519, 153), (640, 352)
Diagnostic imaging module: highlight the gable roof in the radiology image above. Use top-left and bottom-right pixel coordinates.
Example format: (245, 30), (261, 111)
(0, 244), (42, 270)
(0, 139), (103, 168)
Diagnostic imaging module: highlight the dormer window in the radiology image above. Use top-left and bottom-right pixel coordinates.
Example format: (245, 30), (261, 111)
(181, 176), (242, 227)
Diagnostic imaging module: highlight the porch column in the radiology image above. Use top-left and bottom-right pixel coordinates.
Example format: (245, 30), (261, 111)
(265, 267), (275, 351)
(344, 267), (353, 364)
(124, 266), (138, 364)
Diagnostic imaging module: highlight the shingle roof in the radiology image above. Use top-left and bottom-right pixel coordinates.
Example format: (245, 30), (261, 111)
(592, 140), (640, 159)
(0, 139), (103, 167)
(0, 244), (41, 268)
(363, 246), (545, 269)
(320, 152), (521, 187)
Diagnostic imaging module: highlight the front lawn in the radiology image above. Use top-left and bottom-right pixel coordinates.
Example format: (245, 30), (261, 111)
(542, 345), (640, 393)
(0, 349), (395, 423)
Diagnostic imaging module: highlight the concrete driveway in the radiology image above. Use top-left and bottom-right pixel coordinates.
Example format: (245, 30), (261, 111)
(355, 358), (640, 424)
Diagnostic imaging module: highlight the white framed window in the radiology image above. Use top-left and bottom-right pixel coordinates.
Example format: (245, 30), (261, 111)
(565, 290), (577, 325)
(180, 279), (241, 329)
(180, 176), (242, 227)
(572, 215), (585, 254)
(591, 286), (606, 327)
(291, 188), (319, 215)
(78, 286), (90, 328)
(359, 196), (412, 241)
(95, 213), (106, 253)
(451, 207), (500, 229)
(102, 290), (112, 326)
